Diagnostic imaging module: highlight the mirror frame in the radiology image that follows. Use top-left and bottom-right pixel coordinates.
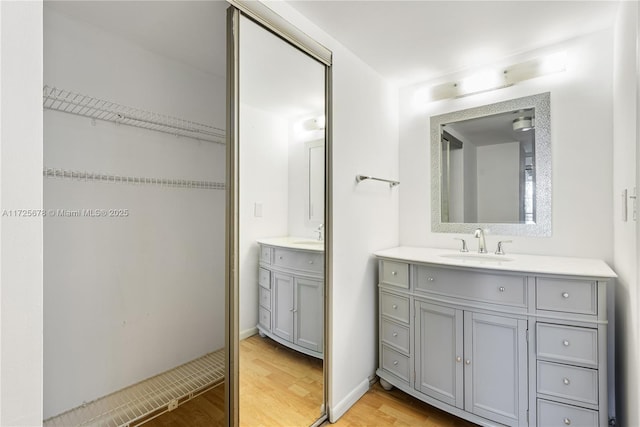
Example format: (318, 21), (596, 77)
(430, 92), (551, 236)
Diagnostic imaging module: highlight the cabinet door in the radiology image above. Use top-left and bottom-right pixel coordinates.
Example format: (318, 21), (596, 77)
(294, 277), (323, 352)
(415, 301), (463, 409)
(273, 272), (294, 342)
(464, 312), (527, 426)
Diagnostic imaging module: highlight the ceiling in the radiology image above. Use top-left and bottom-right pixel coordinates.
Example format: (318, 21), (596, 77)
(288, 0), (620, 86)
(44, 1), (620, 97)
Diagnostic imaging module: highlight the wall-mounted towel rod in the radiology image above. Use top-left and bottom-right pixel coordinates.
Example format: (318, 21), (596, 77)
(355, 175), (400, 188)
(44, 167), (225, 190)
(43, 85), (225, 144)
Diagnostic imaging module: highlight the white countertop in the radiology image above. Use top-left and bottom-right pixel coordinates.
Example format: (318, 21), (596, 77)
(257, 236), (325, 252)
(374, 246), (617, 278)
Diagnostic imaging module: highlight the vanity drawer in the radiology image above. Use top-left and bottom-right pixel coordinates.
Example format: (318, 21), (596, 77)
(537, 278), (597, 315)
(258, 267), (271, 289)
(537, 323), (598, 367)
(537, 361), (598, 405)
(258, 306), (271, 331)
(273, 248), (323, 273)
(380, 292), (410, 324)
(260, 246), (272, 264)
(259, 286), (271, 310)
(381, 345), (410, 383)
(380, 260), (409, 289)
(381, 318), (410, 354)
(415, 265), (526, 307)
(537, 399), (598, 427)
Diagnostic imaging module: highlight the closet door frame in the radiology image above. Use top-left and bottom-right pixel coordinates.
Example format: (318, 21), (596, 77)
(225, 3), (333, 426)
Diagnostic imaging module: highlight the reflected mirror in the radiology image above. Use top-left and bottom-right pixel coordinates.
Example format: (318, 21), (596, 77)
(431, 93), (551, 236)
(237, 14), (326, 426)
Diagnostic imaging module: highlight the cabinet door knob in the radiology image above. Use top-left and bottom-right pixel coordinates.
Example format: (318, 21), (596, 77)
(563, 339), (570, 347)
(428, 277), (435, 282)
(279, 256), (283, 260)
(392, 332), (398, 337)
(393, 360), (399, 366)
(564, 418), (571, 425)
(562, 292), (570, 298)
(563, 377), (570, 385)
(456, 356), (462, 362)
(499, 286), (505, 292)
(308, 260), (314, 264)
(391, 271), (397, 276)
(392, 304), (398, 309)
(465, 359), (471, 365)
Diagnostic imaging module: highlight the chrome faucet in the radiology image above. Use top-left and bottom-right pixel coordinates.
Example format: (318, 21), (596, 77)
(315, 224), (324, 241)
(474, 228), (487, 253)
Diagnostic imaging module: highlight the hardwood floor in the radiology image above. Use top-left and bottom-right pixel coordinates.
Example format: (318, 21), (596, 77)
(325, 383), (476, 427)
(144, 335), (476, 426)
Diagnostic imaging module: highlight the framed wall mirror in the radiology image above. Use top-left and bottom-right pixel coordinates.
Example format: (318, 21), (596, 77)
(431, 92), (551, 236)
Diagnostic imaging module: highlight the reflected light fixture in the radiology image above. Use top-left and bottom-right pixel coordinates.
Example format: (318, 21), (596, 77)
(416, 51), (567, 103)
(513, 116), (534, 132)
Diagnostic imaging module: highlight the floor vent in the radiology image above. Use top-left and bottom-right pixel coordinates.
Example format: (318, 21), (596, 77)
(44, 349), (225, 427)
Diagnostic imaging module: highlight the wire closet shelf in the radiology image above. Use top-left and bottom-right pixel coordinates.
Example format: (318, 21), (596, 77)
(43, 85), (225, 144)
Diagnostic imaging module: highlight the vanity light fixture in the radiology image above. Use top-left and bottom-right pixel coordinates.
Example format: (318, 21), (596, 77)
(418, 51), (567, 103)
(513, 116), (534, 132)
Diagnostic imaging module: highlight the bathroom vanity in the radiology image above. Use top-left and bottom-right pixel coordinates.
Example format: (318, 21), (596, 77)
(256, 237), (324, 358)
(375, 247), (616, 427)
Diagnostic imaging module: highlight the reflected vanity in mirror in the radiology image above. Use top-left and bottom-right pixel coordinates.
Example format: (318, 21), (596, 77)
(431, 92), (551, 236)
(235, 12), (327, 427)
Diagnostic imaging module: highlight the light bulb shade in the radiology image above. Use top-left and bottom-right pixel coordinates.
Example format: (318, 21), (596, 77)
(513, 116), (534, 131)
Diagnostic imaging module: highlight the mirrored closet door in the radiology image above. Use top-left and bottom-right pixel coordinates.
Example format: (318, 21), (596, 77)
(226, 4), (332, 426)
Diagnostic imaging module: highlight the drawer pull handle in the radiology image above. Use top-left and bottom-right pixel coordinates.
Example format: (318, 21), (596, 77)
(456, 356), (462, 362)
(562, 292), (570, 298)
(465, 359), (471, 365)
(563, 377), (570, 385)
(428, 277), (435, 282)
(279, 256), (283, 260)
(393, 360), (399, 366)
(564, 418), (571, 425)
(392, 332), (398, 337)
(499, 286), (505, 292)
(391, 271), (397, 276)
(563, 339), (570, 347)
(392, 304), (398, 309)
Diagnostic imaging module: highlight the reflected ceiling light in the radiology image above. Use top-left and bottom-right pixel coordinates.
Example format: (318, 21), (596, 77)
(513, 116), (534, 132)
(302, 115), (326, 130)
(418, 51), (567, 103)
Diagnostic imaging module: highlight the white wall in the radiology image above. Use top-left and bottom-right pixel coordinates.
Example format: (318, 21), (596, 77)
(476, 141), (520, 223)
(238, 103), (289, 336)
(612, 2), (639, 426)
(0, 2), (44, 425)
(43, 8), (226, 418)
(400, 30), (614, 260)
(260, 1), (400, 421)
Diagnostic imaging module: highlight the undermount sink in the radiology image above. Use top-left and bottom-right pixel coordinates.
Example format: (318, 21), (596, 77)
(440, 253), (514, 262)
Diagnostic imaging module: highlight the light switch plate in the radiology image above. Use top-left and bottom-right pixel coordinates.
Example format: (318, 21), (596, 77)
(254, 202), (263, 218)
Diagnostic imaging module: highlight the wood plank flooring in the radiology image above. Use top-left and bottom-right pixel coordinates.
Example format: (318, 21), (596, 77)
(144, 335), (476, 426)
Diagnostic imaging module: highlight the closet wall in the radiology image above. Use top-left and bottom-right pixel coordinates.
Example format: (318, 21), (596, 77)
(43, 5), (226, 418)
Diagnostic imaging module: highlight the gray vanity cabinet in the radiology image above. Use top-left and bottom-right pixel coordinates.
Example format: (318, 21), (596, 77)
(376, 252), (613, 427)
(258, 243), (324, 359)
(414, 301), (527, 426)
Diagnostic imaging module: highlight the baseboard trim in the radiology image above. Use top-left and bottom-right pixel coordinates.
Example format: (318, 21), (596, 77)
(329, 377), (370, 422)
(240, 327), (258, 340)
